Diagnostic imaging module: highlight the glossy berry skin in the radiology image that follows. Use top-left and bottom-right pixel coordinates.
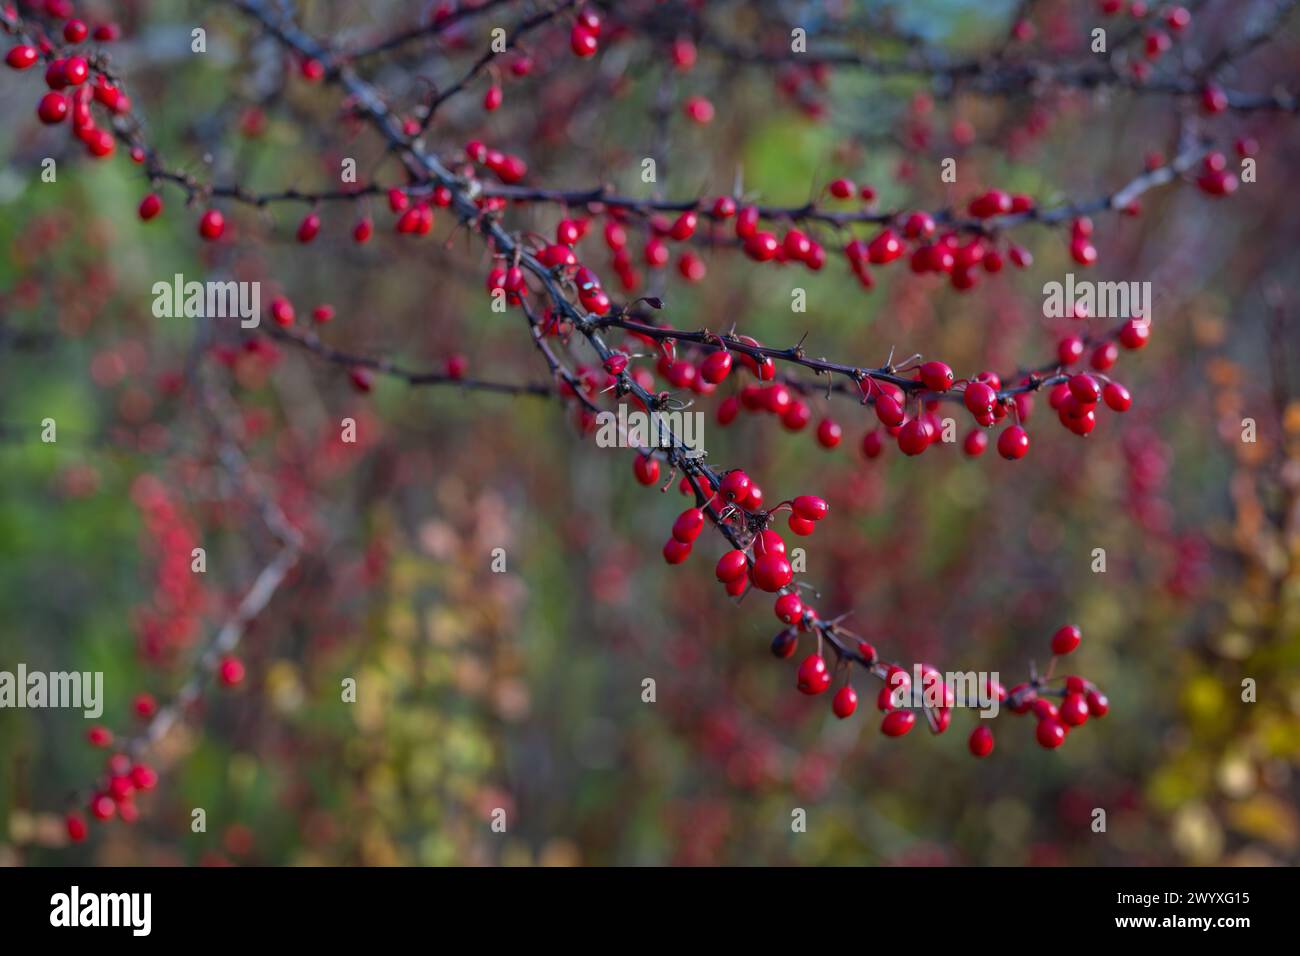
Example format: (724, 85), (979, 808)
(1103, 381), (1132, 411)
(6, 45), (39, 70)
(919, 361), (954, 391)
(968, 725), (995, 757)
(875, 394), (905, 427)
(720, 470), (751, 502)
(700, 350), (732, 384)
(997, 425), (1029, 460)
(774, 592), (803, 624)
(199, 209), (225, 240)
(715, 550), (748, 583)
(1086, 690), (1110, 717)
(663, 538), (691, 564)
(1068, 373), (1101, 405)
(751, 553), (794, 592)
(796, 654), (832, 695)
(37, 92), (69, 124)
(791, 495), (828, 522)
(788, 515), (816, 536)
(570, 25), (598, 57)
(1060, 692), (1090, 726)
(832, 685), (858, 718)
(1036, 718), (1068, 749)
(816, 418), (842, 448)
(1051, 624), (1082, 655)
(218, 656), (245, 687)
(633, 454), (659, 485)
(671, 508), (704, 543)
(964, 430), (988, 457)
(1119, 319), (1150, 349)
(964, 381), (997, 417)
(897, 419), (932, 456)
(881, 710), (916, 737)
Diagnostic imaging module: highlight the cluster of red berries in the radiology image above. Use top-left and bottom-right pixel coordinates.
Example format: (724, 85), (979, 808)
(64, 747), (159, 841)
(130, 475), (208, 664)
(6, 16), (129, 161)
(767, 621), (1108, 756)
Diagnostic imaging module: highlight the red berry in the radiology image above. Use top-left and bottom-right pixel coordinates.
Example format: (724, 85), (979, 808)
(64, 19), (89, 43)
(663, 537), (691, 565)
(963, 430), (988, 457)
(130, 764), (158, 790)
(1086, 690), (1110, 717)
(1201, 83), (1228, 114)
(700, 350), (732, 384)
(1036, 717), (1068, 749)
(353, 217), (373, 242)
(774, 592), (803, 624)
(199, 209), (225, 240)
(1068, 373), (1101, 405)
(1070, 236), (1098, 266)
(815, 418), (842, 448)
(90, 794), (116, 820)
(997, 425), (1029, 460)
(1102, 381), (1132, 411)
(791, 495), (828, 521)
(1060, 692), (1090, 726)
(62, 56), (88, 86)
(1119, 319), (1150, 349)
(832, 685), (858, 718)
(875, 394), (905, 427)
(671, 507), (704, 543)
(744, 231), (779, 261)
(37, 91), (69, 124)
(138, 193), (163, 221)
(919, 361), (954, 391)
(570, 25), (598, 57)
(771, 629), (798, 658)
(964, 380), (997, 417)
(133, 693), (157, 718)
(684, 96), (714, 124)
(828, 178), (855, 199)
(881, 710), (916, 737)
(862, 429), (885, 459)
(633, 453), (659, 485)
(720, 470), (751, 502)
(1091, 341), (1119, 371)
(751, 553), (794, 592)
(796, 654), (832, 695)
(87, 726), (113, 747)
(66, 813), (88, 842)
(788, 515), (816, 536)
(1051, 624), (1082, 655)
(218, 656), (245, 687)
(715, 550), (748, 583)
(968, 725), (995, 757)
(897, 418), (932, 456)
(6, 45), (39, 70)
(297, 212), (321, 243)
(270, 297), (295, 327)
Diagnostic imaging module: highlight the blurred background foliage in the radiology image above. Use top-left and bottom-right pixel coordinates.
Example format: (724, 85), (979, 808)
(1, 0), (1298, 865)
